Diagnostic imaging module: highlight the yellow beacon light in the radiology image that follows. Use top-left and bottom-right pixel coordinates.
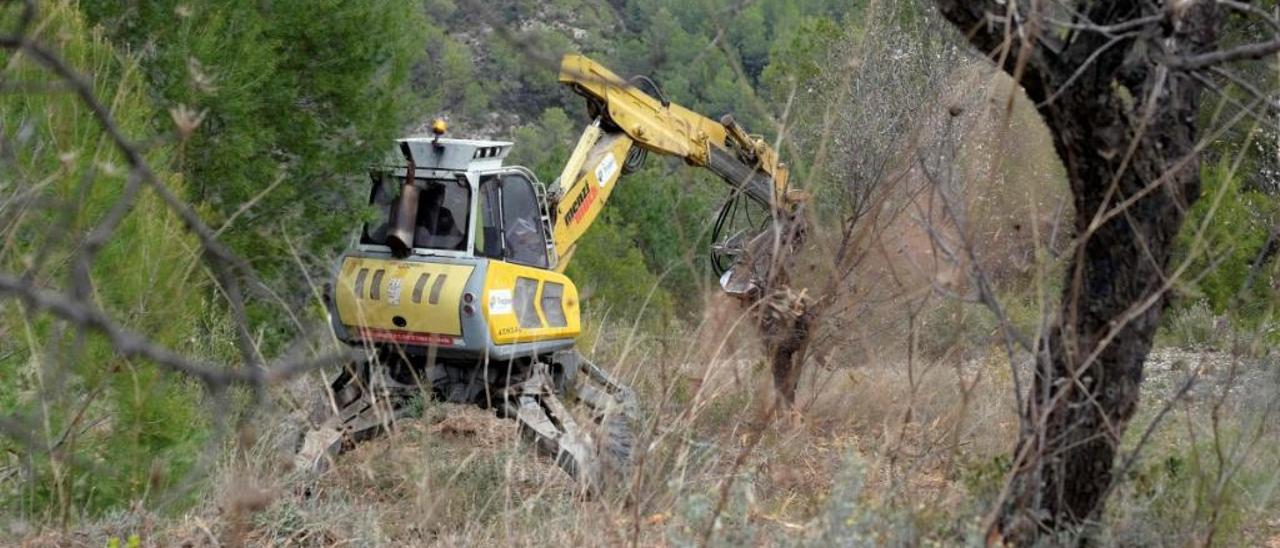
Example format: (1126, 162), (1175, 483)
(431, 118), (447, 145)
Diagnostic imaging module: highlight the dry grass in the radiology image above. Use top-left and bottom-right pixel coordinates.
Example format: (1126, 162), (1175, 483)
(10, 277), (1277, 547)
(9, 304), (1028, 547)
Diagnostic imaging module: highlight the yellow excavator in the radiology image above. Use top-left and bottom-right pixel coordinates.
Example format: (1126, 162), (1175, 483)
(297, 54), (803, 490)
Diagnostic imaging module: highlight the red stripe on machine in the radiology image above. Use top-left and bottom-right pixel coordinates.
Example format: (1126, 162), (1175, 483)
(566, 185), (598, 225)
(357, 327), (457, 346)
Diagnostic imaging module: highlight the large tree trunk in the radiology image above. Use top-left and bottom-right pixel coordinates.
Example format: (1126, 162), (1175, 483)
(931, 1), (1222, 542)
(1000, 78), (1203, 540)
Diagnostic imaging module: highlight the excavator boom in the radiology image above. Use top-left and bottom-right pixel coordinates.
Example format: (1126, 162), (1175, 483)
(549, 54), (798, 279)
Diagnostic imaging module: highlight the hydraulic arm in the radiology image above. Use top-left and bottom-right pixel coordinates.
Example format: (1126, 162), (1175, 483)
(549, 54), (800, 287)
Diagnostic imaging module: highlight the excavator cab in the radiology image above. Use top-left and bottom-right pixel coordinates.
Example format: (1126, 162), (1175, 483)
(329, 136), (580, 355)
(360, 155), (550, 264)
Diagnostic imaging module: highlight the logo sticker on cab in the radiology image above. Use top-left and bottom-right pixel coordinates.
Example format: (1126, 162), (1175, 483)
(386, 278), (403, 306)
(489, 289), (513, 314)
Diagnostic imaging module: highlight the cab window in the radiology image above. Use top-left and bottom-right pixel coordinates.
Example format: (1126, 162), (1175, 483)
(361, 173), (470, 252)
(500, 174), (549, 268)
(412, 178), (469, 250)
(361, 172), (397, 245)
(475, 173), (549, 268)
(475, 178), (502, 258)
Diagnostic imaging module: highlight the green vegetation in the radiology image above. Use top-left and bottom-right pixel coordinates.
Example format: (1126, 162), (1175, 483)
(1162, 159), (1280, 348)
(64, 0), (862, 331)
(79, 0), (427, 347)
(0, 1), (227, 519)
(1161, 11), (1280, 347)
(1189, 163), (1278, 313)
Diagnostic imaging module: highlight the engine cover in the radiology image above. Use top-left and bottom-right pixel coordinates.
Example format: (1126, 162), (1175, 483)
(333, 255), (474, 346)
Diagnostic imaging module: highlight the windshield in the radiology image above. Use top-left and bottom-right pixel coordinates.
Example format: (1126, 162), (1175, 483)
(362, 174), (471, 251)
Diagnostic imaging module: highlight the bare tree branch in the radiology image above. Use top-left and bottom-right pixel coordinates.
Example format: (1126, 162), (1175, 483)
(0, 274), (234, 386)
(1167, 37), (1280, 71)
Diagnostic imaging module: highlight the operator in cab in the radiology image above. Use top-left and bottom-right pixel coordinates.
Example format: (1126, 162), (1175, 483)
(414, 184), (464, 250)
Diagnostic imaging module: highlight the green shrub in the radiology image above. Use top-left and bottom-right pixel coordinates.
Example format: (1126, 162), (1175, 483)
(79, 0), (428, 349)
(508, 108), (577, 181)
(960, 453), (1011, 513)
(916, 299), (999, 360)
(565, 217), (676, 328)
(0, 1), (228, 520)
(1157, 299), (1226, 350)
(1108, 428), (1280, 546)
(1166, 160), (1280, 343)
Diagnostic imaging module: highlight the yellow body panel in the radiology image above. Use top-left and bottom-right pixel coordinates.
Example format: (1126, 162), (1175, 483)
(334, 256), (473, 341)
(483, 260), (581, 344)
(551, 131), (633, 272)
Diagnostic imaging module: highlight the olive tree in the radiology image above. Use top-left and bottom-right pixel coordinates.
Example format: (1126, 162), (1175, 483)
(932, 0), (1280, 542)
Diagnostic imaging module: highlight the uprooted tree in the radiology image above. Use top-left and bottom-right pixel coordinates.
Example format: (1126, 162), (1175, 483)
(933, 0), (1279, 543)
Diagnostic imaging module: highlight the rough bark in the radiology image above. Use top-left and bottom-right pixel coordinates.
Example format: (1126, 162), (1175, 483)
(932, 1), (1221, 542)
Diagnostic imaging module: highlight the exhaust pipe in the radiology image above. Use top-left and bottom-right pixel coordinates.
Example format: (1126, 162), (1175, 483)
(387, 142), (418, 257)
